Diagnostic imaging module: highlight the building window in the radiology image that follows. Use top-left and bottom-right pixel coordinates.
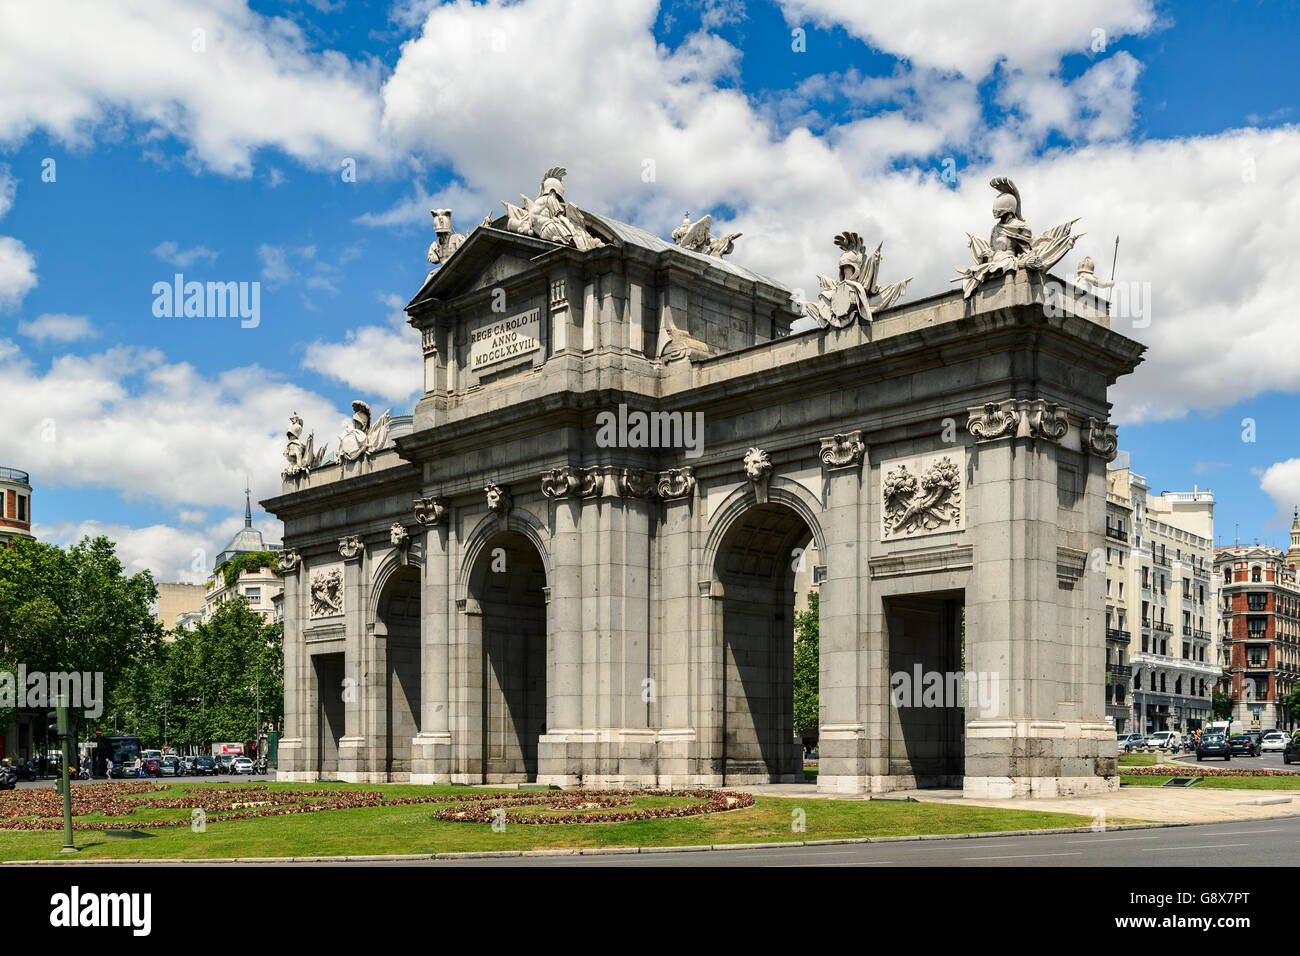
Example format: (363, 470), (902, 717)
(245, 587), (261, 602)
(16, 495), (26, 522)
(1251, 566), (1262, 582)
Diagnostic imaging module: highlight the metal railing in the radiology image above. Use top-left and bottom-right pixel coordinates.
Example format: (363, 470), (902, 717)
(1106, 628), (1132, 644)
(0, 466), (29, 484)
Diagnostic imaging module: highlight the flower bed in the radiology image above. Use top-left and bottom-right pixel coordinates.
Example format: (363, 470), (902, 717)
(0, 783), (753, 830)
(427, 789), (753, 824)
(1120, 765), (1300, 779)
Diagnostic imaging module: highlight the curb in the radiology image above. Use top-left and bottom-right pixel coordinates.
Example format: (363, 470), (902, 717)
(0, 820), (1200, 865)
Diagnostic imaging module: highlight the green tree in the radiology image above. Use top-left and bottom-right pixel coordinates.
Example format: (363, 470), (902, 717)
(105, 597), (282, 750)
(1285, 685), (1300, 725)
(1211, 690), (1234, 721)
(0, 536), (160, 742)
(793, 590), (819, 752)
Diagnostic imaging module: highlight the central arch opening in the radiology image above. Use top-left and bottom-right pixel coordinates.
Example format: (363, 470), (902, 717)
(469, 530), (547, 783)
(714, 502), (813, 784)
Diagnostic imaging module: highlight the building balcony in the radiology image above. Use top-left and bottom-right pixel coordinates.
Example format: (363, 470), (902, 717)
(1193, 629), (1210, 640)
(1107, 663), (1133, 678)
(1155, 622), (1173, 633)
(1106, 526), (1128, 542)
(1106, 628), (1132, 645)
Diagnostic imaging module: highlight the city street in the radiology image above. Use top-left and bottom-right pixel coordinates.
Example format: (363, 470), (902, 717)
(401, 816), (1300, 868)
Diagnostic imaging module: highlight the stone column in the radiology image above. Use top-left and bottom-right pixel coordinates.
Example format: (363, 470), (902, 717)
(337, 535), (369, 782)
(814, 432), (881, 793)
(537, 486), (585, 786)
(653, 468), (699, 786)
(963, 401), (1119, 798)
(411, 500), (453, 783)
(276, 550), (306, 780)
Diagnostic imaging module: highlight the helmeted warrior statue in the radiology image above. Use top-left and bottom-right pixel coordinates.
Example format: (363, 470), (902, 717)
(953, 176), (1081, 299)
(282, 412), (329, 479)
(426, 208), (466, 268)
(500, 166), (603, 252)
(337, 400), (392, 465)
(671, 212), (742, 258)
(802, 232), (911, 328)
(1074, 255), (1114, 295)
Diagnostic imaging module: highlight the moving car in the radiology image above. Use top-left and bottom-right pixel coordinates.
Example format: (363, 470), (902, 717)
(1284, 733), (1300, 765)
(230, 756), (255, 775)
(1196, 733), (1231, 761)
(159, 755), (183, 776)
(216, 753), (237, 774)
(1227, 734), (1259, 757)
(1261, 732), (1288, 753)
(191, 755), (218, 776)
(1148, 731), (1181, 750)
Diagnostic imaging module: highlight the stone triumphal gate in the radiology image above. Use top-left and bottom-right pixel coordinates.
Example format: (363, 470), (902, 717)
(266, 170), (1142, 798)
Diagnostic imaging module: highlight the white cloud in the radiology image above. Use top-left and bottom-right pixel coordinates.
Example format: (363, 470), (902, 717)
(0, 339), (339, 511)
(1259, 459), (1300, 532)
(0, 166), (36, 310)
(302, 293), (422, 404)
(35, 512), (283, 585)
(0, 0), (386, 176)
(17, 313), (96, 344)
(153, 240), (220, 269)
(776, 0), (1157, 77)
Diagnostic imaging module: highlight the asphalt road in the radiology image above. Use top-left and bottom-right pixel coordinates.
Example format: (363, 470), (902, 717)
(1168, 751), (1297, 771)
(8, 771), (277, 789)
(400, 815), (1300, 867)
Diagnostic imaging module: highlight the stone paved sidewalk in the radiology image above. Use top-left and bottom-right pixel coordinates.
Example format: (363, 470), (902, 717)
(726, 781), (1300, 825)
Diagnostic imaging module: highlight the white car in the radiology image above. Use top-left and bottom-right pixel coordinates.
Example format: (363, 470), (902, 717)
(1261, 732), (1288, 753)
(230, 756), (255, 774)
(1147, 731), (1181, 750)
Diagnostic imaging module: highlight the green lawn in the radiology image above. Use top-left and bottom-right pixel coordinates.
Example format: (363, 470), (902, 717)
(0, 781), (1097, 861)
(1118, 754), (1158, 766)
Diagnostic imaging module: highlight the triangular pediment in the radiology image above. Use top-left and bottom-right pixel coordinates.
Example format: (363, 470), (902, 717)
(407, 223), (587, 309)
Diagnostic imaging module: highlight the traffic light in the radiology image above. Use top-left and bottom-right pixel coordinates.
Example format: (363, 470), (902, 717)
(46, 709), (58, 742)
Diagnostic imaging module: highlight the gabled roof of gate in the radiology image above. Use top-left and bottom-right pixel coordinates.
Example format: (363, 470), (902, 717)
(406, 209), (791, 311)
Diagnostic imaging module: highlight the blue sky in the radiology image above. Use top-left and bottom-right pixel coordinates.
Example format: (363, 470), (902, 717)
(0, 0), (1297, 580)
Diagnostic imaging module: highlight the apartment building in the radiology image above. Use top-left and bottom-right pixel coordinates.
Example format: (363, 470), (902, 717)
(1213, 516), (1300, 732)
(1106, 455), (1219, 733)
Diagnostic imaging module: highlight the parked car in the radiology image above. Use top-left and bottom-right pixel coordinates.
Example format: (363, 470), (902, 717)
(191, 755), (218, 776)
(1196, 733), (1231, 761)
(1261, 732), (1288, 753)
(230, 756), (254, 775)
(158, 755), (183, 776)
(1284, 733), (1300, 765)
(1227, 734), (1259, 757)
(143, 757), (163, 776)
(1120, 733), (1148, 752)
(216, 753), (237, 774)
(1148, 731), (1181, 751)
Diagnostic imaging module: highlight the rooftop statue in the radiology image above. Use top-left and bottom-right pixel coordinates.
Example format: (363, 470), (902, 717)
(671, 212), (742, 258)
(426, 208), (466, 268)
(953, 176), (1081, 299)
(500, 166), (603, 252)
(1074, 255), (1114, 295)
(282, 412), (329, 479)
(802, 232), (911, 328)
(337, 400), (391, 465)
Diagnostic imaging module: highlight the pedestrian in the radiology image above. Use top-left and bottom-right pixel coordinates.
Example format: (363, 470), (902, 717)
(135, 755), (146, 779)
(104, 757), (113, 780)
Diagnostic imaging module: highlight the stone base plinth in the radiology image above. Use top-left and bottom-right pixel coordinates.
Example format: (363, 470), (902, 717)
(963, 718), (1119, 799)
(537, 727), (661, 787)
(409, 731), (454, 784)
